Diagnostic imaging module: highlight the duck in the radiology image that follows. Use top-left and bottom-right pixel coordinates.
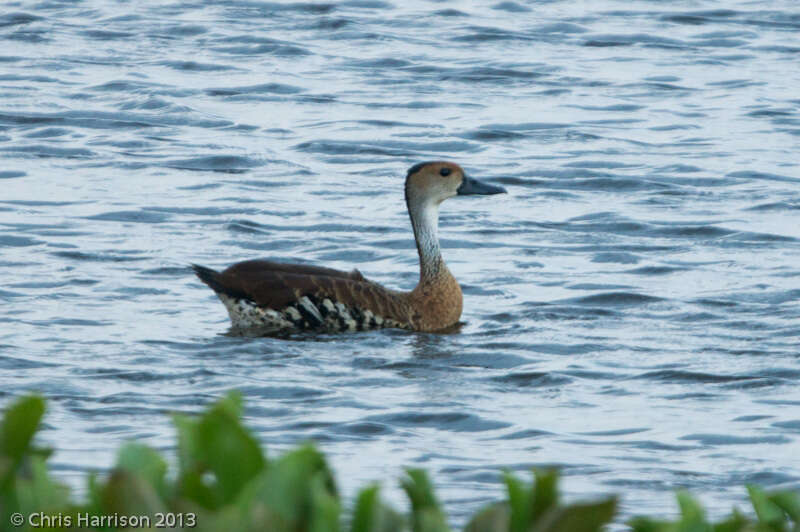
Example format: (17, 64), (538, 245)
(192, 161), (506, 334)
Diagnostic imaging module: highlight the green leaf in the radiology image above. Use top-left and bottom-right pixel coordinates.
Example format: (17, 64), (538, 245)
(13, 454), (71, 519)
(311, 472), (341, 532)
(196, 401), (265, 503)
(416, 509), (451, 532)
(0, 396), (45, 489)
(174, 392), (266, 507)
(372, 503), (407, 532)
(531, 498), (617, 532)
(350, 484), (407, 532)
(179, 470), (224, 510)
(86, 471), (102, 512)
(463, 502), (510, 532)
(116, 443), (168, 498)
(351, 484), (381, 532)
(236, 444), (336, 531)
(401, 469), (449, 532)
(748, 485), (785, 530)
(99, 469), (166, 517)
(503, 471), (531, 532)
(0, 396), (45, 460)
(712, 510), (751, 532)
(502, 469), (561, 532)
(402, 470), (439, 511)
(768, 491), (800, 524)
(174, 391), (249, 472)
(215, 391), (245, 418)
(675, 491), (711, 532)
(628, 516), (674, 532)
(531, 470), (560, 522)
(175, 413), (202, 473)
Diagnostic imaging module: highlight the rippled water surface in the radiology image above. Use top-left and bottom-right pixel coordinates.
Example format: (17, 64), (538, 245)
(2, 0), (800, 524)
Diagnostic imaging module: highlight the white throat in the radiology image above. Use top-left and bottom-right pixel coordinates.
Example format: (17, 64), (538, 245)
(409, 198), (443, 281)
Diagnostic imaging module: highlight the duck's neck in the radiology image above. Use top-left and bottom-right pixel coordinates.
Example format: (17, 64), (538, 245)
(406, 194), (463, 330)
(408, 197), (445, 283)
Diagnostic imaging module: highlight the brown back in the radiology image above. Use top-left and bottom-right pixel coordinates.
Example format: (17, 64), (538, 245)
(196, 260), (412, 323)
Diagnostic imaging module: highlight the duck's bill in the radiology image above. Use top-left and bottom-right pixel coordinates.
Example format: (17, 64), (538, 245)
(457, 176), (507, 196)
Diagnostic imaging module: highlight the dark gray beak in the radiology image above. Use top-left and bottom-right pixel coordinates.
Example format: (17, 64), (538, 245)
(457, 176), (507, 196)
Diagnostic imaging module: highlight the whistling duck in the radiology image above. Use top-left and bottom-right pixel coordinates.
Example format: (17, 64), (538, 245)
(193, 161), (506, 334)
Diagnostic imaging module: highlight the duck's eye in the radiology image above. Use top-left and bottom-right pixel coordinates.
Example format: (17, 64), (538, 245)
(439, 168), (452, 177)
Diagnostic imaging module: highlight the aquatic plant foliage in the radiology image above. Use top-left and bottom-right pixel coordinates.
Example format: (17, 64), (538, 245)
(0, 395), (797, 531)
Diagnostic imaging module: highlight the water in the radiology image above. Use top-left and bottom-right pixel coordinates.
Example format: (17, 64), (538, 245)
(1, 0), (799, 524)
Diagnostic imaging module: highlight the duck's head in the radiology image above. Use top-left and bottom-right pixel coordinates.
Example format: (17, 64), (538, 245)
(404, 161), (506, 206)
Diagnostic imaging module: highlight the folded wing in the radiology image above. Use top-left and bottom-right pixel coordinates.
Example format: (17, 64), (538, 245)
(192, 260), (411, 330)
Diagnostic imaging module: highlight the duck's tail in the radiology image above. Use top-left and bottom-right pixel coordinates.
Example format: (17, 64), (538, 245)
(191, 264), (225, 293)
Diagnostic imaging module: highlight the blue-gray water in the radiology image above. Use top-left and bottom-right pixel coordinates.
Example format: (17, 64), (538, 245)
(1, 0), (799, 525)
